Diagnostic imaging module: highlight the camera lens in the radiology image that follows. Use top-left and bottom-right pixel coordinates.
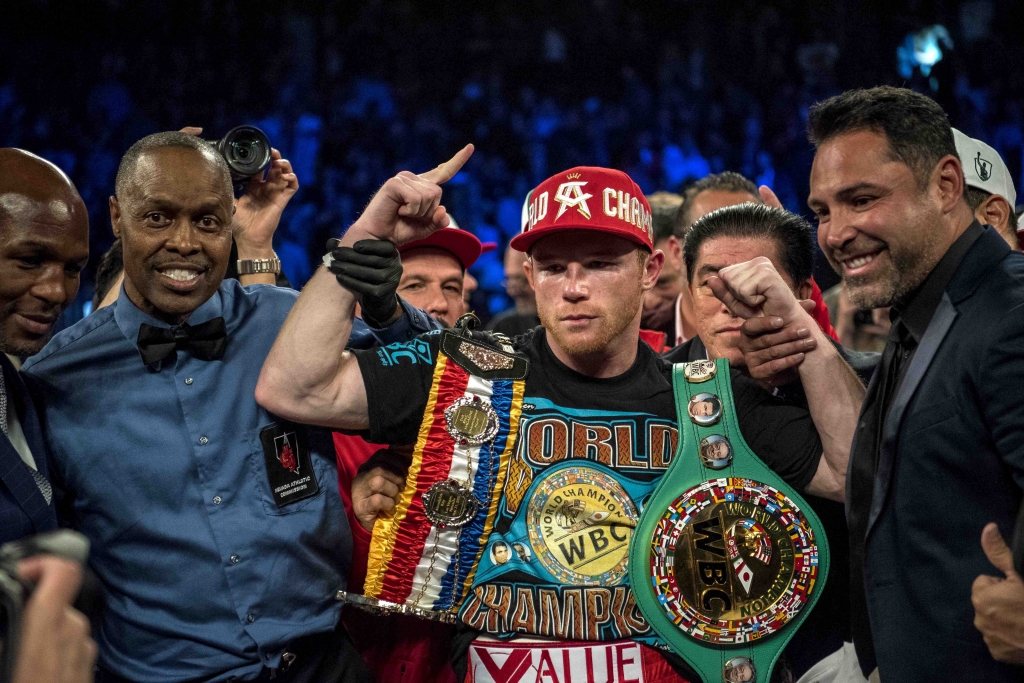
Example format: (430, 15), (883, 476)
(214, 125), (271, 181)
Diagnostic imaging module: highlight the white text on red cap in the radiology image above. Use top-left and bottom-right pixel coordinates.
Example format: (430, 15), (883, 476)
(524, 182), (653, 243)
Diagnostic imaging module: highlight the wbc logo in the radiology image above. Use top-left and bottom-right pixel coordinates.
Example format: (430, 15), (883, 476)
(553, 173), (593, 221)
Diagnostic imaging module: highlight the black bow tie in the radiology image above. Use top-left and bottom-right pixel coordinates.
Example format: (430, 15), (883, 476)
(137, 318), (227, 369)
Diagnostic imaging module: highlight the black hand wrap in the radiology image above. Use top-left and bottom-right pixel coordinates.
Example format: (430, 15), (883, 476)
(326, 238), (403, 327)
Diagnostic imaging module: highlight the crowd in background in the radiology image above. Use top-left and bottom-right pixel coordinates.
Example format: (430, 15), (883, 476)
(2, 0), (1024, 325)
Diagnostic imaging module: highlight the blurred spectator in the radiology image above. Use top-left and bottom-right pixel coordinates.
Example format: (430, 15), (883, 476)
(0, 0), (1022, 326)
(485, 246), (539, 337)
(822, 283), (891, 353)
(640, 191), (685, 341)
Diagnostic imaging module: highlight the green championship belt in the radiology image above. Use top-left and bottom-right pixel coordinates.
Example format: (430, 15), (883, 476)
(629, 359), (829, 683)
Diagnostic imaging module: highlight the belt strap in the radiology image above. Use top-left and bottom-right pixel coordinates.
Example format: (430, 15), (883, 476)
(629, 359), (830, 683)
(362, 331), (526, 617)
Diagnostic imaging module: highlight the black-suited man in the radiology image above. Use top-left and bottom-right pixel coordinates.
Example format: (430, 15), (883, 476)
(802, 86), (1024, 681)
(0, 148), (89, 545)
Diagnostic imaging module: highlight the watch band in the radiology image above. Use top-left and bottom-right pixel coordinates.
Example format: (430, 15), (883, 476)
(629, 359), (829, 683)
(237, 257), (281, 275)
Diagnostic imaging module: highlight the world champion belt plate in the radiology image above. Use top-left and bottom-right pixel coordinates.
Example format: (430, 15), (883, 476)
(648, 477), (818, 644)
(423, 479), (478, 529)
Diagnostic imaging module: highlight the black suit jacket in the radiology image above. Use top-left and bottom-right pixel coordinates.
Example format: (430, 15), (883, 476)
(853, 227), (1024, 681)
(0, 353), (56, 544)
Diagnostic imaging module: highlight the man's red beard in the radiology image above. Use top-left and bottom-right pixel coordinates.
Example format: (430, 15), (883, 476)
(539, 280), (643, 357)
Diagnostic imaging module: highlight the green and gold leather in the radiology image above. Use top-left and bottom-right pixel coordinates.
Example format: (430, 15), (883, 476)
(629, 359), (829, 683)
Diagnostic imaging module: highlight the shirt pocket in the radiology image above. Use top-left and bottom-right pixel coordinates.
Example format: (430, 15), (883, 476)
(246, 422), (327, 516)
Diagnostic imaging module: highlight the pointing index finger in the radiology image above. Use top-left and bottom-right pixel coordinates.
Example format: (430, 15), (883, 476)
(420, 144), (475, 185)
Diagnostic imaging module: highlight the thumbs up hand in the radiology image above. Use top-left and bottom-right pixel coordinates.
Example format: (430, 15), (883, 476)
(972, 522), (1024, 665)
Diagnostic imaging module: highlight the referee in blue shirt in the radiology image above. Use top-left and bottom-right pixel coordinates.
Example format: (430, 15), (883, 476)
(23, 132), (433, 683)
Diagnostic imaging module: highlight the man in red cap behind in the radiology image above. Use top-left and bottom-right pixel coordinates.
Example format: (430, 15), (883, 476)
(395, 217), (483, 327)
(258, 153), (834, 682)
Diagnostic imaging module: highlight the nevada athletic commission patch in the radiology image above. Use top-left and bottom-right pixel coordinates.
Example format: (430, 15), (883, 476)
(648, 478), (818, 645)
(526, 466), (639, 586)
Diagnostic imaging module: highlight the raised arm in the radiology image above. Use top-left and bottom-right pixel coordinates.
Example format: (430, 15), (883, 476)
(255, 145), (474, 429)
(710, 257), (864, 502)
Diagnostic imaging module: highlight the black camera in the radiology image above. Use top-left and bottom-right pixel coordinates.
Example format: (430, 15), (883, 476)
(0, 530), (92, 683)
(209, 125), (272, 183)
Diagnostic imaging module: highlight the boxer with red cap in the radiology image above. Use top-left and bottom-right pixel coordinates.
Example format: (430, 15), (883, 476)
(258, 155), (832, 682)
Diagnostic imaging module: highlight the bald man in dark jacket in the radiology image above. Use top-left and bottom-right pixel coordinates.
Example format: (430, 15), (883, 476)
(0, 149), (89, 543)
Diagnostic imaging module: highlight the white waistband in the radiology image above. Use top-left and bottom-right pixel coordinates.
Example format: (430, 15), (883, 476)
(468, 640), (646, 683)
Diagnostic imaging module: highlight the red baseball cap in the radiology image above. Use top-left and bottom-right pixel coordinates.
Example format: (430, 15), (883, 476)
(510, 166), (653, 253)
(399, 216), (484, 269)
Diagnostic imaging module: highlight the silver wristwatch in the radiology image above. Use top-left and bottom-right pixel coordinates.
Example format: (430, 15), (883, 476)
(237, 257), (282, 275)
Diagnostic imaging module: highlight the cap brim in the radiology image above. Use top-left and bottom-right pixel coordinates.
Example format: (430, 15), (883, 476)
(509, 226), (652, 253)
(399, 229), (483, 269)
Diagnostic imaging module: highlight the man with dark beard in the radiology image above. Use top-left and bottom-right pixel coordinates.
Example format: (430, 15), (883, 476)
(745, 86), (1024, 681)
(256, 160), (839, 683)
(0, 148), (89, 544)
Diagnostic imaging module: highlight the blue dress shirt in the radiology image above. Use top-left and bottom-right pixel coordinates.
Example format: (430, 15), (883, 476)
(22, 281), (435, 682)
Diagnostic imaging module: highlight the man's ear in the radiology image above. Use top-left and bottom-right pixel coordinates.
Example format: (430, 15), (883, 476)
(979, 193), (1013, 239)
(665, 236), (683, 267)
(109, 196), (122, 239)
(642, 249), (665, 292)
(523, 255), (535, 290)
(934, 154), (965, 214)
(795, 278), (813, 301)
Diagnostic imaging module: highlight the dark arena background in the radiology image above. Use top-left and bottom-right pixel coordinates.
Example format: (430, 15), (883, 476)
(2, 0), (1022, 325)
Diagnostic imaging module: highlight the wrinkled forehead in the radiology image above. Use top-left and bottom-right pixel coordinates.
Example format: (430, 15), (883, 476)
(808, 129), (905, 199)
(126, 147), (233, 208)
(399, 247), (464, 280)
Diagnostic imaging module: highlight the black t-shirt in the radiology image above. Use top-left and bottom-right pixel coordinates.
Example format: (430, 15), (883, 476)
(360, 331), (822, 491)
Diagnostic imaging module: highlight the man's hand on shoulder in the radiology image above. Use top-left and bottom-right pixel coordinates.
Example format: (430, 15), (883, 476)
(972, 523), (1024, 665)
(343, 144), (474, 247)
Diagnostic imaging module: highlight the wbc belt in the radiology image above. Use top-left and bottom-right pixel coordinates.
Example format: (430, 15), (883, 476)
(361, 329), (528, 619)
(629, 359), (829, 683)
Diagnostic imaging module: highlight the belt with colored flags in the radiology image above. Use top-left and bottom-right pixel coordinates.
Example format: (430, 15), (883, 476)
(629, 359), (829, 683)
(356, 328), (528, 620)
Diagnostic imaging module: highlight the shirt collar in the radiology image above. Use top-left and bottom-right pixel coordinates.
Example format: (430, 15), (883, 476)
(113, 282), (227, 346)
(893, 220), (983, 343)
(674, 293), (693, 347)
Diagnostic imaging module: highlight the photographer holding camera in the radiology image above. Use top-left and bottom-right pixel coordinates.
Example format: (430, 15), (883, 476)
(92, 126), (295, 310)
(10, 556), (95, 683)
